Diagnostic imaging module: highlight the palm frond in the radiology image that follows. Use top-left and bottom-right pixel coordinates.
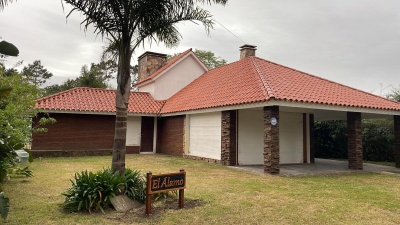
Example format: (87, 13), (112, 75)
(0, 0), (14, 11)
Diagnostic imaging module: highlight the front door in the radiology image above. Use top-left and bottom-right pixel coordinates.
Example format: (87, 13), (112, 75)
(140, 117), (154, 152)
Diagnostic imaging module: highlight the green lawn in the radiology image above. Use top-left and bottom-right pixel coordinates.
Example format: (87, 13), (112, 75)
(365, 161), (396, 167)
(3, 154), (400, 225)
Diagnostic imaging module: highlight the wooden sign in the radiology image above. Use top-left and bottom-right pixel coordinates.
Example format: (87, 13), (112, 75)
(146, 169), (186, 215)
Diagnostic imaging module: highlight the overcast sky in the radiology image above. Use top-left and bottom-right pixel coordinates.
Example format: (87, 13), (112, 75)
(1, 0), (399, 96)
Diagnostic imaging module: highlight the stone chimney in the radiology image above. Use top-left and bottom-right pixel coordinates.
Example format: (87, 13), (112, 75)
(138, 51), (167, 81)
(240, 44), (257, 60)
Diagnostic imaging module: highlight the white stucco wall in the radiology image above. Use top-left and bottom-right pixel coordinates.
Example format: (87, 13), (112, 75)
(279, 112), (303, 164)
(188, 112), (221, 160)
(138, 84), (155, 97)
(126, 116), (141, 146)
(238, 109), (264, 165)
(137, 54), (206, 100)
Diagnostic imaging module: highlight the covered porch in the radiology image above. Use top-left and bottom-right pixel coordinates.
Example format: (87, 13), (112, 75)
(220, 102), (400, 175)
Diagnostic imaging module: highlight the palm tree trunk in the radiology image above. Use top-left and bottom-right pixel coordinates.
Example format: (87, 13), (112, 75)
(111, 39), (132, 173)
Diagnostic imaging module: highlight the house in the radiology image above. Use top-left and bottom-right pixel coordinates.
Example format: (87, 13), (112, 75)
(32, 45), (400, 174)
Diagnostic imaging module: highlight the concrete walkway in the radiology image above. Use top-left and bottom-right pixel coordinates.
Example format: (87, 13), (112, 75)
(230, 158), (400, 176)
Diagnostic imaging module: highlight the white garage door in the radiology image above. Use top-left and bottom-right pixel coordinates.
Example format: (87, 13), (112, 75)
(280, 112), (303, 164)
(238, 109), (264, 165)
(189, 112), (221, 160)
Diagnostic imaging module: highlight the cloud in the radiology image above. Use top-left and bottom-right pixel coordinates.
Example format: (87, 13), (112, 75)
(1, 0), (399, 95)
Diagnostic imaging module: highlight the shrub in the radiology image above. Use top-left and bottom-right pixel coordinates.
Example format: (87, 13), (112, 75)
(0, 192), (9, 220)
(124, 169), (146, 203)
(362, 119), (394, 162)
(314, 119), (395, 162)
(62, 168), (146, 213)
(314, 120), (347, 159)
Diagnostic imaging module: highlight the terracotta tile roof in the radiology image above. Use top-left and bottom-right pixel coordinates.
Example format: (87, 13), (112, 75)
(37, 57), (400, 115)
(161, 56), (400, 113)
(36, 87), (165, 114)
(135, 48), (193, 86)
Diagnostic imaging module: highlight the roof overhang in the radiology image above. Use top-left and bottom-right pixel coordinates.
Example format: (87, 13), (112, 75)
(160, 99), (400, 119)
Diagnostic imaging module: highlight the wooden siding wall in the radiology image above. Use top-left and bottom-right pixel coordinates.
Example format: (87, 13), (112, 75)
(31, 113), (115, 156)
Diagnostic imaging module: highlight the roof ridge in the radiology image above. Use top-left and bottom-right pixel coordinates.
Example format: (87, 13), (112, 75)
(249, 57), (275, 99)
(36, 87), (81, 102)
(37, 87), (116, 102)
(253, 56), (400, 105)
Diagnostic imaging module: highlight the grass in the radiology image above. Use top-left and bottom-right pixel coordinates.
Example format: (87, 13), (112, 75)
(2, 154), (400, 225)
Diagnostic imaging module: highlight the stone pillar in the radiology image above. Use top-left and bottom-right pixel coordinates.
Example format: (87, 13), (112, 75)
(309, 114), (315, 163)
(264, 106), (280, 174)
(221, 110), (237, 166)
(347, 112), (363, 170)
(394, 116), (400, 168)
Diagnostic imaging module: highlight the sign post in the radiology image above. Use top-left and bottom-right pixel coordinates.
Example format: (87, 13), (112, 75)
(145, 169), (186, 215)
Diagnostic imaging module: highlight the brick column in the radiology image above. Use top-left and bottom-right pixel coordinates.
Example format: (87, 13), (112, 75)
(221, 110), (237, 166)
(264, 106), (280, 174)
(347, 112), (363, 170)
(394, 116), (400, 168)
(309, 114), (315, 163)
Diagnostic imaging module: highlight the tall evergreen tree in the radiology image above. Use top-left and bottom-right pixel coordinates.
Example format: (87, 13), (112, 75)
(22, 60), (53, 87)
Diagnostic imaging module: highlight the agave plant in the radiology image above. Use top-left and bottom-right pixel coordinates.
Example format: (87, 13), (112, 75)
(62, 168), (147, 213)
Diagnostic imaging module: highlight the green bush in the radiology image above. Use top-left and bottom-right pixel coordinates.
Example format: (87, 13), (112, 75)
(62, 168), (146, 213)
(314, 121), (348, 159)
(124, 169), (146, 203)
(0, 192), (9, 220)
(362, 119), (394, 162)
(314, 119), (395, 162)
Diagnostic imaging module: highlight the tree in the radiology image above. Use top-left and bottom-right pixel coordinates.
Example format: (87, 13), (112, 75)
(169, 49), (227, 69)
(44, 78), (77, 96)
(43, 63), (111, 96)
(194, 49), (227, 69)
(0, 38), (19, 63)
(387, 85), (400, 102)
(77, 64), (108, 88)
(0, 0), (14, 11)
(64, 0), (228, 173)
(0, 71), (55, 171)
(22, 60), (53, 87)
(0, 41), (19, 60)
(0, 63), (18, 77)
(0, 69), (55, 219)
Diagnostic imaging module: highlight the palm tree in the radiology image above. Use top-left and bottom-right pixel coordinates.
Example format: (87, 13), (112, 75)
(63, 0), (228, 173)
(0, 0), (14, 11)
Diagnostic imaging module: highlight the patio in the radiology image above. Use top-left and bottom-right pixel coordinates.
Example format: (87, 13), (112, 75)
(230, 158), (400, 176)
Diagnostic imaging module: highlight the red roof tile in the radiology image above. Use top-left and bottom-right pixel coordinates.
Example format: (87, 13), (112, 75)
(36, 87), (165, 114)
(161, 56), (400, 113)
(135, 49), (193, 86)
(37, 56), (400, 115)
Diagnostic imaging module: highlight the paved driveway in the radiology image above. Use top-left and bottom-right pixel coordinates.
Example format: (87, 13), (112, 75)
(230, 158), (400, 176)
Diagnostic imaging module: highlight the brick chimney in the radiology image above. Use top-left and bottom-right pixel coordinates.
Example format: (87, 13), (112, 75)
(240, 44), (257, 60)
(138, 51), (167, 81)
